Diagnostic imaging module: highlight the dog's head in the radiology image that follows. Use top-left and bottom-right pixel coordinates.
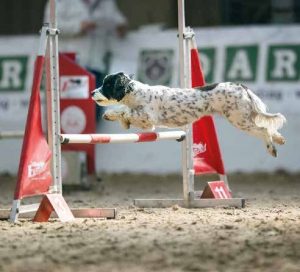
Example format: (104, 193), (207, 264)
(92, 72), (132, 106)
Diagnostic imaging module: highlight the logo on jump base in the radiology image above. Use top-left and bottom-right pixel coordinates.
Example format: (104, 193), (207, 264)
(192, 142), (207, 157)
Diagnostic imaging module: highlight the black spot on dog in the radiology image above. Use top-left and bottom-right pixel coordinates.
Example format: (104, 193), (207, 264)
(169, 107), (176, 113)
(100, 72), (131, 101)
(203, 104), (209, 112)
(197, 83), (219, 92)
(241, 84), (249, 90)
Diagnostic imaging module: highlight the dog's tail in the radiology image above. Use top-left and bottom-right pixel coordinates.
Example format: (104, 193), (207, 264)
(246, 88), (286, 133)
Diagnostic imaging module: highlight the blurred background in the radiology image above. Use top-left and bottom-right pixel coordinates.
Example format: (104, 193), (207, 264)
(0, 0), (300, 34)
(0, 0), (299, 176)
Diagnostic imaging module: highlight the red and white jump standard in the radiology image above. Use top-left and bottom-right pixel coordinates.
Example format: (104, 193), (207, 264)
(132, 0), (244, 208)
(6, 0), (117, 222)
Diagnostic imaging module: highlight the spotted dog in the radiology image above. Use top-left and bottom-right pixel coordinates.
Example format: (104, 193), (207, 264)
(92, 72), (286, 157)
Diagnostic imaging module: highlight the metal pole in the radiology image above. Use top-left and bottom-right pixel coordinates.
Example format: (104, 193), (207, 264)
(46, 0), (62, 194)
(0, 131), (24, 139)
(178, 0), (195, 206)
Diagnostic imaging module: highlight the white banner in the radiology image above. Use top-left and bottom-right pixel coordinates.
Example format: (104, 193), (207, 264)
(0, 26), (299, 173)
(1, 26), (299, 130)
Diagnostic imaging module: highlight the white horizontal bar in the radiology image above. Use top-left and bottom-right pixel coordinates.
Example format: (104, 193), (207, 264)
(156, 131), (185, 140)
(0, 131), (24, 139)
(60, 131), (185, 144)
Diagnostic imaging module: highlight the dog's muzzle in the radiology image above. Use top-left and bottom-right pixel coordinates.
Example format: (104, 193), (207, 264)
(91, 87), (109, 105)
(91, 88), (118, 106)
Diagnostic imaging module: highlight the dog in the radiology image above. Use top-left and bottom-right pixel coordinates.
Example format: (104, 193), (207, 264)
(92, 72), (286, 157)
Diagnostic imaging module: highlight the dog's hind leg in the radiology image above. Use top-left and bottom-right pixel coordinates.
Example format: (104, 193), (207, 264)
(247, 127), (277, 157)
(263, 129), (277, 157)
(226, 114), (278, 157)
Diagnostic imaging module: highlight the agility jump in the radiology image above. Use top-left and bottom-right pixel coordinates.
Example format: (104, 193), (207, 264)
(4, 0), (247, 223)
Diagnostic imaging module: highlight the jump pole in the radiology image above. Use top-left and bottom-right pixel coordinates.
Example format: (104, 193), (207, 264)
(60, 131), (186, 144)
(46, 0), (62, 195)
(133, 0), (244, 208)
(177, 0), (195, 207)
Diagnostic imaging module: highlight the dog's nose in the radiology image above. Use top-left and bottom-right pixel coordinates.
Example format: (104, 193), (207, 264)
(91, 87), (101, 98)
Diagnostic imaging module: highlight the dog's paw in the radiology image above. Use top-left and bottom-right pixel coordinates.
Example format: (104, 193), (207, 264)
(267, 144), (277, 157)
(272, 134), (286, 145)
(120, 119), (130, 129)
(149, 125), (156, 131)
(102, 110), (119, 121)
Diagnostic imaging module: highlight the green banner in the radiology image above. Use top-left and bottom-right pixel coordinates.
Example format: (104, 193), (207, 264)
(267, 45), (300, 81)
(224, 45), (258, 82)
(0, 56), (28, 91)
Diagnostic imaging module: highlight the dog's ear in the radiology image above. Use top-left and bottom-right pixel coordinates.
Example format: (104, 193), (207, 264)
(116, 72), (125, 77)
(113, 74), (128, 101)
(129, 73), (134, 79)
(114, 85), (125, 101)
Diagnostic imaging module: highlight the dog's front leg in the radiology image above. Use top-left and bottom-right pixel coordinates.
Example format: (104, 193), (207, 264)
(123, 107), (155, 130)
(103, 106), (131, 129)
(103, 106), (155, 130)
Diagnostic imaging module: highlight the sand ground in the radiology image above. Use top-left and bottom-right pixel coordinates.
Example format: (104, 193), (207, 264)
(0, 172), (300, 272)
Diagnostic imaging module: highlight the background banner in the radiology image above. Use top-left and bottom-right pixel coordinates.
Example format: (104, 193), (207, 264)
(0, 26), (299, 173)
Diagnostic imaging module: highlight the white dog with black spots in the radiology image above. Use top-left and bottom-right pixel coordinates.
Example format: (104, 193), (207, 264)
(92, 72), (286, 157)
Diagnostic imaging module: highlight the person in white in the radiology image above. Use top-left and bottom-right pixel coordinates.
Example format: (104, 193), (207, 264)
(44, 0), (127, 74)
(44, 0), (128, 119)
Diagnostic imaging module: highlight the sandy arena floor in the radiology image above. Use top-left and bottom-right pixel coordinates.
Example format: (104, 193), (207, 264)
(0, 172), (300, 272)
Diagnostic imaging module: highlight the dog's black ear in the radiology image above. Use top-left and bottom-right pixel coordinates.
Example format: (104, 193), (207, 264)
(113, 75), (128, 101)
(116, 72), (125, 77)
(114, 85), (125, 101)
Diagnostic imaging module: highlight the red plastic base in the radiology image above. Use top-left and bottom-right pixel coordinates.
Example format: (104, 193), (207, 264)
(33, 193), (74, 222)
(201, 181), (232, 199)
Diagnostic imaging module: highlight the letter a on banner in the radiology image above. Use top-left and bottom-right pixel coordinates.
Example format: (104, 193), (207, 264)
(13, 56), (52, 200)
(190, 42), (226, 176)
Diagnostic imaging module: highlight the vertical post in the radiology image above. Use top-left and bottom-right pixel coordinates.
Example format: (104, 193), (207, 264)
(46, 0), (62, 194)
(178, 0), (194, 206)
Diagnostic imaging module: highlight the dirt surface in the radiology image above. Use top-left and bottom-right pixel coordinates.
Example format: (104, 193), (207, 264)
(0, 172), (300, 272)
